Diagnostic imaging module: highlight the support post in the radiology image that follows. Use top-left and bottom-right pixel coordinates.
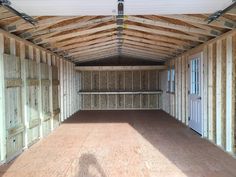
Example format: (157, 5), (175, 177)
(0, 34), (6, 162)
(226, 35), (233, 152)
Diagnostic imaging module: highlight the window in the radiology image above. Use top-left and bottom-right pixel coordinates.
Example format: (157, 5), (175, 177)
(167, 69), (171, 92)
(190, 58), (200, 95)
(167, 66), (175, 93)
(171, 68), (175, 92)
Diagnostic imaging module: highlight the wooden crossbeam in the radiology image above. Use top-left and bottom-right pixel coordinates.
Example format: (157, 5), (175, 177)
(68, 42), (117, 57)
(70, 46), (118, 59)
(122, 43), (175, 57)
(6, 16), (78, 32)
(126, 16), (218, 37)
(124, 29), (194, 47)
(122, 37), (182, 53)
(22, 16), (114, 41)
(20, 16), (100, 39)
(49, 31), (117, 49)
(122, 34), (186, 50)
(36, 23), (117, 44)
(125, 24), (207, 42)
(67, 40), (117, 54)
(121, 52), (160, 61)
(59, 35), (117, 51)
(122, 44), (173, 58)
(74, 52), (118, 63)
(121, 50), (165, 61)
(76, 65), (167, 71)
(121, 48), (168, 60)
(0, 12), (15, 20)
(73, 48), (118, 62)
(162, 14), (235, 29)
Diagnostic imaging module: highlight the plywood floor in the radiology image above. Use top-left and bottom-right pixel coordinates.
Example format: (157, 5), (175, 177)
(1, 110), (236, 177)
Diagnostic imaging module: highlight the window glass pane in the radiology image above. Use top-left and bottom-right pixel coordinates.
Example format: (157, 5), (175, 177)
(167, 69), (171, 91)
(167, 70), (170, 81)
(171, 69), (175, 92)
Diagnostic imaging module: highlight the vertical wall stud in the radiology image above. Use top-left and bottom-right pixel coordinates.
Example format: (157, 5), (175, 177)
(48, 54), (54, 132)
(208, 44), (213, 140)
(20, 42), (28, 149)
(59, 59), (64, 122)
(0, 34), (6, 162)
(216, 40), (222, 146)
(226, 35), (233, 152)
(203, 47), (208, 138)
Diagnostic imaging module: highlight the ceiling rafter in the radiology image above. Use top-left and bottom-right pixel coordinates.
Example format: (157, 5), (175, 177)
(73, 49), (118, 62)
(121, 53), (162, 62)
(28, 16), (114, 42)
(0, 6), (234, 63)
(121, 50), (166, 61)
(122, 34), (187, 50)
(48, 30), (117, 49)
(69, 43), (118, 57)
(6, 16), (79, 32)
(34, 23), (117, 44)
(126, 16), (218, 37)
(162, 14), (235, 29)
(122, 39), (180, 54)
(20, 16), (97, 39)
(74, 52), (119, 63)
(124, 24), (207, 42)
(122, 45), (174, 58)
(57, 35), (117, 52)
(124, 29), (195, 47)
(67, 40), (117, 55)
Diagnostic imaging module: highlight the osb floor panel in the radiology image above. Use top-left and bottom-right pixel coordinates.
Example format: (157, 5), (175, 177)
(1, 110), (236, 177)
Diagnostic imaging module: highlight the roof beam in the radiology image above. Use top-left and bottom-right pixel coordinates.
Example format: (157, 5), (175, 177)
(121, 47), (168, 59)
(20, 16), (97, 39)
(67, 40), (117, 54)
(162, 14), (235, 29)
(124, 29), (194, 47)
(70, 44), (118, 58)
(73, 49), (118, 62)
(122, 44), (174, 58)
(122, 34), (187, 50)
(123, 40), (182, 55)
(68, 41), (117, 57)
(58, 35), (117, 52)
(35, 23), (117, 44)
(125, 24), (207, 42)
(121, 50), (165, 61)
(126, 16), (218, 36)
(74, 52), (119, 63)
(5, 16), (78, 32)
(49, 31), (117, 49)
(123, 39), (180, 54)
(22, 16), (114, 40)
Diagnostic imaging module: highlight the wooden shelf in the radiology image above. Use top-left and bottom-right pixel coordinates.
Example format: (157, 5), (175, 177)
(78, 90), (163, 95)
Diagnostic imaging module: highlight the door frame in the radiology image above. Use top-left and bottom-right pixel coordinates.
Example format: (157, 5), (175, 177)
(188, 52), (204, 136)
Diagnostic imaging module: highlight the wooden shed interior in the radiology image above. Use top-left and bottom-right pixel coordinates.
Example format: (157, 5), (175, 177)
(0, 0), (236, 176)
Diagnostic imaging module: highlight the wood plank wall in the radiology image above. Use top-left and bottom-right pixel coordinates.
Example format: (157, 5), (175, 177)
(0, 31), (79, 163)
(160, 30), (236, 156)
(79, 70), (161, 110)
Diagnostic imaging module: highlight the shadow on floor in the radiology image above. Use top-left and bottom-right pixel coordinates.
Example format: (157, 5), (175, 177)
(65, 110), (236, 177)
(78, 153), (107, 177)
(1, 110), (236, 177)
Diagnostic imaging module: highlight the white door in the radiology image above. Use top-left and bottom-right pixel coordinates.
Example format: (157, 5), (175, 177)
(189, 53), (202, 135)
